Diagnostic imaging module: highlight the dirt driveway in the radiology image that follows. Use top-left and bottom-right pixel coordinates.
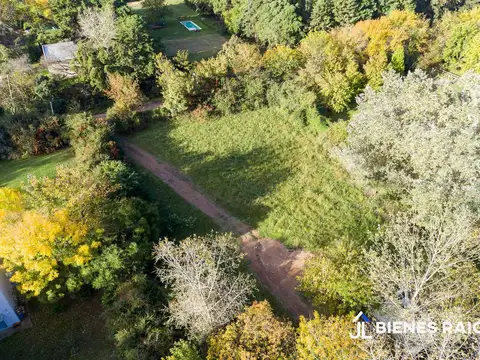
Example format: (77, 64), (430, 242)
(120, 140), (314, 319)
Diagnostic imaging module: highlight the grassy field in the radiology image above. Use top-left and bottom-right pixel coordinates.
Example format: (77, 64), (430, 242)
(132, 164), (219, 238)
(128, 109), (378, 249)
(131, 0), (228, 58)
(0, 149), (74, 188)
(0, 294), (114, 360)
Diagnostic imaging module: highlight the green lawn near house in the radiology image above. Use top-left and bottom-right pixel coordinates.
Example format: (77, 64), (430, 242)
(128, 108), (378, 250)
(0, 149), (74, 188)
(0, 294), (114, 360)
(131, 0), (228, 59)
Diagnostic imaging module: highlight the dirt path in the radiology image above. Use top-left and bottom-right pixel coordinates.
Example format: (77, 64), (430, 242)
(119, 140), (314, 319)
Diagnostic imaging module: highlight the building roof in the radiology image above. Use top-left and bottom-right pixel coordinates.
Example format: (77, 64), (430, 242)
(41, 41), (77, 64)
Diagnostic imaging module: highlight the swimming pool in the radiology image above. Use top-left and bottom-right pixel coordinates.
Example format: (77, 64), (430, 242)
(180, 21), (202, 31)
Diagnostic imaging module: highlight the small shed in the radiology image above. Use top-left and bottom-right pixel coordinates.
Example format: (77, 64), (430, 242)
(41, 41), (78, 76)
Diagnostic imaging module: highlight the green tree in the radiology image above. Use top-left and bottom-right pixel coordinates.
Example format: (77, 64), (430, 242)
(332, 0), (376, 26)
(65, 112), (113, 168)
(74, 12), (154, 90)
(142, 0), (165, 24)
(298, 242), (374, 314)
(309, 0), (335, 30)
(110, 14), (155, 79)
(438, 7), (480, 73)
(163, 340), (202, 360)
(104, 275), (173, 360)
(243, 0), (303, 46)
(378, 0), (416, 13)
(156, 54), (194, 115)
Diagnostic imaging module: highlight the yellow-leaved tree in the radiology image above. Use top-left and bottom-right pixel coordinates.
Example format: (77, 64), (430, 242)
(0, 187), (102, 299)
(207, 301), (296, 359)
(296, 312), (367, 359)
(353, 10), (429, 88)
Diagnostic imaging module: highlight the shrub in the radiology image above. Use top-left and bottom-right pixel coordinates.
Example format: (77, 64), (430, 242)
(65, 112), (113, 168)
(104, 275), (173, 360)
(164, 340), (202, 360)
(298, 242), (374, 314)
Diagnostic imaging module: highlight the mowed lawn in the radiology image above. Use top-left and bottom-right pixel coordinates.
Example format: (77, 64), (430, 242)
(128, 109), (378, 249)
(0, 149), (74, 188)
(0, 294), (114, 360)
(131, 0), (228, 59)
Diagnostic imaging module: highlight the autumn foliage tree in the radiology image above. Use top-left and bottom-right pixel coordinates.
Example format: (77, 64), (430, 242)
(426, 6), (480, 73)
(207, 301), (296, 359)
(105, 72), (146, 124)
(0, 161), (159, 301)
(296, 312), (366, 359)
(0, 187), (98, 299)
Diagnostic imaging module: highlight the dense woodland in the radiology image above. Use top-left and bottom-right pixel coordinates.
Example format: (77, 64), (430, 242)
(0, 0), (480, 359)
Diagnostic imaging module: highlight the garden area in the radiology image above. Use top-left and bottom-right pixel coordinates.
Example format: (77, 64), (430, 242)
(130, 0), (228, 59)
(0, 294), (114, 360)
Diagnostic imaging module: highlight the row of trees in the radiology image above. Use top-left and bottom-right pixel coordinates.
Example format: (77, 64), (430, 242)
(155, 10), (430, 117)
(0, 112), (159, 301)
(151, 233), (366, 359)
(298, 70), (480, 358)
(186, 0), (476, 46)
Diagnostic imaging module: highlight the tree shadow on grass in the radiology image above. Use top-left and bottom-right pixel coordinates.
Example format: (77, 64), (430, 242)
(183, 146), (292, 227)
(144, 120), (293, 228)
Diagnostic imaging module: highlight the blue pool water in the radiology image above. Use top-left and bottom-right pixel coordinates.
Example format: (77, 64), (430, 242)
(180, 21), (202, 31)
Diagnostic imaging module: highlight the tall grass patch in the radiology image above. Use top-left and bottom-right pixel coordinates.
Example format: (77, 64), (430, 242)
(129, 108), (377, 249)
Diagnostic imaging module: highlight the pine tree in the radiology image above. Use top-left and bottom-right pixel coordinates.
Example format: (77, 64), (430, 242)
(309, 0), (335, 30)
(378, 0), (416, 14)
(333, 0), (376, 26)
